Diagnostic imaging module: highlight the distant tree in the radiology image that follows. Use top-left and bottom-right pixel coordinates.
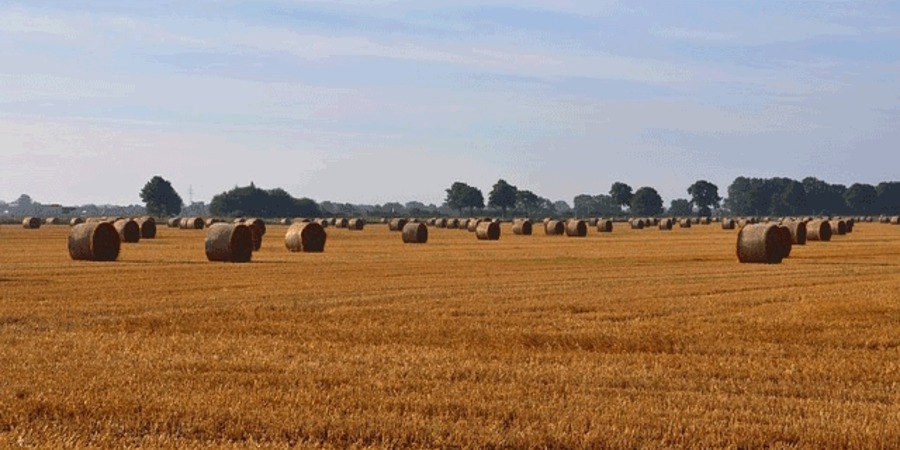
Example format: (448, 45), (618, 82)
(515, 190), (541, 218)
(140, 176), (183, 216)
(770, 179), (806, 216)
(876, 182), (900, 214)
(488, 179), (518, 218)
(610, 182), (633, 209)
(573, 194), (594, 218)
(630, 187), (663, 216)
(802, 177), (847, 215)
(553, 200), (572, 215)
(209, 184), (320, 218)
(844, 183), (878, 214)
(668, 198), (692, 217)
(382, 202), (406, 216)
(445, 182), (484, 216)
(687, 180), (721, 217)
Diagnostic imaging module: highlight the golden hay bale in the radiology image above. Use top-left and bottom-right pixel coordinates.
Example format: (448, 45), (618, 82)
(476, 221), (501, 240)
(845, 218), (854, 233)
(679, 218), (692, 229)
(781, 220), (807, 245)
(69, 217), (85, 227)
(646, 218), (658, 227)
(434, 218), (447, 228)
(467, 219), (480, 232)
(545, 220), (565, 235)
(402, 222), (428, 243)
(737, 223), (790, 264)
(512, 219), (533, 235)
(137, 216), (157, 239)
(721, 218), (736, 230)
(44, 217), (61, 225)
(446, 218), (459, 229)
(315, 218), (330, 228)
(205, 223), (253, 263)
(596, 219), (613, 233)
(334, 217), (348, 229)
(285, 222), (327, 252)
(114, 219), (141, 243)
(737, 219), (749, 229)
(244, 218), (266, 251)
(829, 220), (847, 236)
(565, 219), (587, 237)
(68, 222), (120, 261)
(629, 219), (644, 230)
(806, 220), (832, 242)
(588, 218), (599, 227)
(458, 218), (469, 230)
(658, 218), (673, 231)
(22, 217), (41, 229)
(348, 218), (366, 231)
(775, 225), (793, 259)
(205, 218), (223, 228)
(691, 217), (700, 224)
(388, 218), (407, 231)
(181, 217), (204, 230)
(700, 217), (711, 225)
(891, 216), (900, 225)
(85, 217), (106, 224)
(233, 218), (246, 224)
(167, 217), (181, 228)
(279, 218), (292, 225)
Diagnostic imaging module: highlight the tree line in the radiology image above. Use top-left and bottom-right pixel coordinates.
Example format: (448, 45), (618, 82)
(130, 175), (900, 220)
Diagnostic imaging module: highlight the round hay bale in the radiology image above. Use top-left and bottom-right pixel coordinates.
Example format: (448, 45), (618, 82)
(679, 218), (692, 229)
(22, 217), (41, 229)
(891, 216), (900, 225)
(434, 218), (447, 228)
(629, 219), (644, 230)
(205, 223), (253, 262)
(596, 219), (613, 233)
(446, 218), (459, 229)
(285, 222), (327, 252)
(467, 219), (480, 232)
(658, 218), (673, 231)
(245, 218), (266, 251)
(588, 218), (599, 227)
(279, 218), (292, 225)
(137, 216), (157, 239)
(775, 225), (793, 259)
(402, 222), (428, 243)
(69, 217), (85, 227)
(781, 220), (807, 245)
(181, 217), (204, 230)
(721, 218), (736, 230)
(85, 217), (106, 224)
(348, 218), (366, 231)
(388, 218), (407, 232)
(315, 218), (330, 228)
(806, 220), (832, 242)
(545, 220), (565, 235)
(476, 221), (501, 240)
(829, 220), (847, 236)
(691, 217), (700, 225)
(167, 217), (181, 228)
(205, 218), (224, 228)
(45, 217), (61, 225)
(459, 218), (471, 230)
(512, 219), (533, 235)
(565, 220), (587, 237)
(295, 217), (311, 223)
(68, 222), (121, 261)
(233, 218), (246, 224)
(114, 219), (141, 243)
(736, 223), (790, 264)
(845, 218), (854, 233)
(334, 217), (348, 229)
(700, 217), (711, 225)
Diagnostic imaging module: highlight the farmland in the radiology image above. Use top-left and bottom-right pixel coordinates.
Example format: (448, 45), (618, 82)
(1, 222), (899, 448)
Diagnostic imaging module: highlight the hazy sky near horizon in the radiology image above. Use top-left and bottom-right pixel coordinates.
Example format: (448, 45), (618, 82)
(2, 1), (899, 207)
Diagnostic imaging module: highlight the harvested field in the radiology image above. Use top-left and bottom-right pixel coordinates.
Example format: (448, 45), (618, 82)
(0, 223), (899, 448)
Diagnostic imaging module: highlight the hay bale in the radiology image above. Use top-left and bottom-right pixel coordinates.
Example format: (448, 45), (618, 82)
(233, 218), (246, 224)
(348, 218), (366, 231)
(679, 218), (692, 229)
(114, 219), (141, 243)
(434, 218), (447, 228)
(467, 219), (480, 232)
(565, 219), (587, 237)
(597, 219), (613, 233)
(285, 222), (327, 252)
(845, 218), (854, 233)
(829, 220), (847, 236)
(781, 220), (807, 245)
(279, 218), (292, 225)
(446, 218), (459, 229)
(736, 223), (790, 264)
(245, 218), (266, 251)
(891, 216), (900, 225)
(137, 216), (157, 239)
(334, 218), (348, 229)
(658, 218), (673, 231)
(629, 219), (644, 230)
(700, 217), (711, 225)
(807, 220), (832, 242)
(315, 218), (330, 228)
(388, 218), (407, 232)
(545, 220), (565, 235)
(721, 218), (736, 230)
(68, 222), (121, 261)
(512, 219), (533, 235)
(69, 217), (85, 226)
(205, 218), (224, 228)
(476, 221), (501, 240)
(588, 218), (599, 227)
(45, 217), (61, 225)
(775, 225), (793, 259)
(22, 217), (41, 229)
(181, 217), (204, 230)
(167, 217), (181, 228)
(402, 223), (428, 243)
(691, 217), (700, 225)
(205, 223), (253, 262)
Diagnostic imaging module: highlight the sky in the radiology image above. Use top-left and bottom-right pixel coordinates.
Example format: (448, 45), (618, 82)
(1, 0), (899, 207)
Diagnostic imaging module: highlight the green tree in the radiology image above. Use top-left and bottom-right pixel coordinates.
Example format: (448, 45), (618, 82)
(515, 190), (541, 218)
(488, 179), (518, 218)
(668, 198), (692, 216)
(630, 187), (663, 216)
(573, 194), (595, 218)
(844, 183), (878, 214)
(209, 183), (320, 217)
(610, 182), (634, 209)
(687, 180), (721, 217)
(445, 182), (485, 216)
(876, 182), (900, 214)
(140, 175), (183, 216)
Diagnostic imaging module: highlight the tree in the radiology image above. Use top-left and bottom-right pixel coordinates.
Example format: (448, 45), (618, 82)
(668, 199), (692, 216)
(630, 187), (663, 216)
(515, 190), (541, 218)
(876, 182), (900, 214)
(610, 182), (633, 209)
(488, 179), (518, 218)
(140, 176), (183, 216)
(445, 182), (484, 216)
(209, 183), (320, 217)
(573, 194), (594, 218)
(687, 180), (721, 217)
(771, 179), (806, 216)
(844, 183), (878, 214)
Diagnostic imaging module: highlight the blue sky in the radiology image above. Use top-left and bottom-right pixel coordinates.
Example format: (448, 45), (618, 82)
(1, 0), (898, 207)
